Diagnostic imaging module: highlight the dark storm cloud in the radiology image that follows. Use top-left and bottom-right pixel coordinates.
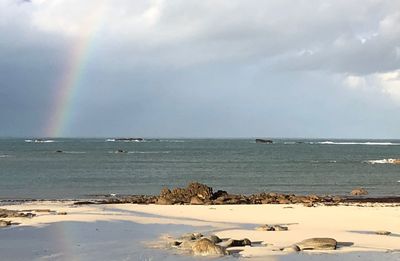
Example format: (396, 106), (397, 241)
(0, 0), (399, 138)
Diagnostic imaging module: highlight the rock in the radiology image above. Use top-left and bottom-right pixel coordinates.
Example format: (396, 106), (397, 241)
(156, 197), (173, 205)
(192, 238), (225, 256)
(0, 209), (35, 218)
(255, 139), (273, 144)
(55, 150), (63, 153)
(351, 188), (368, 196)
(0, 220), (11, 227)
(297, 238), (337, 250)
(273, 225), (288, 231)
(256, 224), (288, 231)
(190, 196), (204, 205)
(211, 190), (228, 199)
(256, 224), (275, 231)
(179, 239), (196, 250)
(221, 238), (251, 248)
(57, 212), (68, 215)
(282, 245), (301, 252)
(178, 232), (203, 241)
(206, 235), (222, 244)
(375, 230), (391, 235)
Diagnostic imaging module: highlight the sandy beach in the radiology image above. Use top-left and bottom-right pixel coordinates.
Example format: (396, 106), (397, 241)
(1, 201), (400, 260)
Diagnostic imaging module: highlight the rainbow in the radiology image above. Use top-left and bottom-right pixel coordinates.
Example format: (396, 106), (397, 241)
(46, 5), (105, 137)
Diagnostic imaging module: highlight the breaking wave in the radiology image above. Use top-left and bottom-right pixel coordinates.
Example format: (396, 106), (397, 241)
(315, 141), (400, 146)
(366, 159), (400, 164)
(25, 139), (55, 143)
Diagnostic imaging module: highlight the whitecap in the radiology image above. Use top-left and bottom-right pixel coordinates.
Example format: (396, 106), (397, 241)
(105, 139), (116, 142)
(366, 158), (400, 164)
(318, 141), (400, 146)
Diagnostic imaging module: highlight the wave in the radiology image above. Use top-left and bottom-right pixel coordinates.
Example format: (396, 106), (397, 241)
(105, 138), (144, 142)
(315, 141), (400, 146)
(25, 139), (55, 143)
(58, 151), (86, 154)
(158, 140), (185, 143)
(0, 154), (10, 158)
(128, 151), (170, 154)
(366, 158), (400, 164)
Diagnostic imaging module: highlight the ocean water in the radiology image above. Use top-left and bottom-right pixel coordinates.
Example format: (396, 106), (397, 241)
(0, 138), (399, 199)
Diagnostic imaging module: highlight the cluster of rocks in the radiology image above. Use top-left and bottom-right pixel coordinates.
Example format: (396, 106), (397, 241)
(166, 232), (251, 256)
(74, 182), (400, 206)
(0, 208), (36, 228)
(154, 182), (343, 206)
(0, 208), (35, 218)
(165, 232), (338, 257)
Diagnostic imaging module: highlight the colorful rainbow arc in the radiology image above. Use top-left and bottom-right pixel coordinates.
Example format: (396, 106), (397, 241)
(46, 5), (105, 137)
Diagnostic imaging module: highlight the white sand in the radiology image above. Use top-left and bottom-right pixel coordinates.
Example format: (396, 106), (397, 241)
(1, 202), (400, 260)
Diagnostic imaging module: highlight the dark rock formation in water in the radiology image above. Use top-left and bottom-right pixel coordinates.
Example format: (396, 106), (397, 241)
(114, 138), (143, 141)
(255, 139), (273, 144)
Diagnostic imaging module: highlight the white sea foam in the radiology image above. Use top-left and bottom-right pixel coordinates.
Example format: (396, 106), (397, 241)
(25, 139), (55, 143)
(105, 139), (116, 142)
(317, 141), (400, 146)
(0, 154), (9, 158)
(366, 158), (400, 164)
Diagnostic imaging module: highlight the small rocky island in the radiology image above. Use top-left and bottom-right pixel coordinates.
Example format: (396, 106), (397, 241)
(255, 139), (273, 144)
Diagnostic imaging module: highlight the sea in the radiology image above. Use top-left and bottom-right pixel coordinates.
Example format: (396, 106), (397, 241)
(0, 138), (399, 200)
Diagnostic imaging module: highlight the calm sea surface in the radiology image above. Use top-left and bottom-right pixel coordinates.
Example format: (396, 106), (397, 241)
(0, 138), (399, 199)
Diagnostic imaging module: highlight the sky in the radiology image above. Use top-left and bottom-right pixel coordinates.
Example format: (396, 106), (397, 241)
(0, 0), (399, 138)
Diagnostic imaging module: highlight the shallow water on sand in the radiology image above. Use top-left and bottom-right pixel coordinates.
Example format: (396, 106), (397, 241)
(0, 138), (399, 199)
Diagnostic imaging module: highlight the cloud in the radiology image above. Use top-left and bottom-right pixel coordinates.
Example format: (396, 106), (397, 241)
(1, 0), (400, 137)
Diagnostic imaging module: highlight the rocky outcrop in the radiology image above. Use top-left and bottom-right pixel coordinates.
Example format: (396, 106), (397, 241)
(350, 188), (368, 196)
(191, 238), (226, 256)
(158, 182), (214, 204)
(255, 139), (273, 144)
(296, 238), (337, 250)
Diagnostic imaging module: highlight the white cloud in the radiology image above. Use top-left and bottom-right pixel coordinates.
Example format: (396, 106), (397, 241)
(344, 70), (400, 103)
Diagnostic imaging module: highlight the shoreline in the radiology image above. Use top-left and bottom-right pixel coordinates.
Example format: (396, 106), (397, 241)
(2, 182), (400, 205)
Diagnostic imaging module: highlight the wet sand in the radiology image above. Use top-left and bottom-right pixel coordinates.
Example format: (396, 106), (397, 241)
(1, 201), (400, 260)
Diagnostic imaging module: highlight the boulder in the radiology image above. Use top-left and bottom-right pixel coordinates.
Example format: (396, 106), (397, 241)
(190, 196), (204, 205)
(350, 188), (368, 196)
(156, 197), (173, 205)
(192, 238), (225, 256)
(206, 235), (222, 244)
(178, 232), (203, 241)
(221, 238), (251, 248)
(296, 238), (337, 250)
(281, 245), (301, 252)
(0, 220), (11, 227)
